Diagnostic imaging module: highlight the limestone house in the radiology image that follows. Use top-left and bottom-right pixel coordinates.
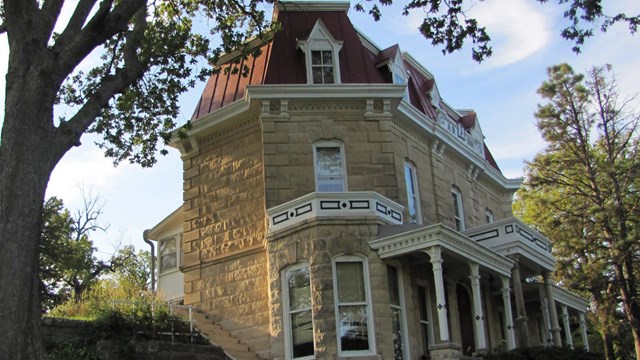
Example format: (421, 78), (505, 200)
(146, 1), (591, 359)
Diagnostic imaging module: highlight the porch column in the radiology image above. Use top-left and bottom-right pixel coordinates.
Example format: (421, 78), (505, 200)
(429, 246), (450, 342)
(543, 272), (563, 347)
(510, 257), (529, 347)
(561, 305), (573, 348)
(469, 263), (487, 352)
(500, 276), (516, 350)
(579, 312), (589, 351)
(538, 287), (552, 346)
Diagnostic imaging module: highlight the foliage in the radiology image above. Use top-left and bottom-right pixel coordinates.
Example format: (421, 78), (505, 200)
(46, 342), (98, 360)
(484, 346), (604, 360)
(514, 63), (640, 359)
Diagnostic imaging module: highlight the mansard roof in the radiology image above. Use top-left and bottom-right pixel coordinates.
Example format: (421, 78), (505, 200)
(189, 1), (503, 173)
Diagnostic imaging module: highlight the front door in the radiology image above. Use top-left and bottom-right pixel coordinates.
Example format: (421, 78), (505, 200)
(457, 284), (475, 355)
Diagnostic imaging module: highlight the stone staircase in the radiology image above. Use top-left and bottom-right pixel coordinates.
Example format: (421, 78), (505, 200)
(173, 307), (262, 360)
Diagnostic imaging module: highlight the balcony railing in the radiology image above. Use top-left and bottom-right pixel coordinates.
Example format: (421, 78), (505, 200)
(267, 191), (404, 233)
(464, 217), (556, 271)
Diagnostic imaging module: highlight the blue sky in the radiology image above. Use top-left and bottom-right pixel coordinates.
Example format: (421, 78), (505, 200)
(0, 0), (638, 255)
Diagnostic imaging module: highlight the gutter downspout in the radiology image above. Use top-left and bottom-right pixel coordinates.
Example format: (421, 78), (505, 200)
(143, 229), (156, 293)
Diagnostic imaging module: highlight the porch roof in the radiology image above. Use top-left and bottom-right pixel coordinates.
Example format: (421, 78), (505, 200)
(369, 223), (515, 277)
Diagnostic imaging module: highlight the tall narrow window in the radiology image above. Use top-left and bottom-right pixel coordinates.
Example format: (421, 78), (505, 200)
(159, 237), (178, 273)
(387, 265), (408, 360)
(314, 141), (346, 192)
(417, 284), (433, 357)
(452, 187), (465, 231)
(404, 162), (422, 224)
(283, 264), (314, 359)
(485, 209), (494, 224)
(333, 256), (375, 356)
(311, 50), (334, 84)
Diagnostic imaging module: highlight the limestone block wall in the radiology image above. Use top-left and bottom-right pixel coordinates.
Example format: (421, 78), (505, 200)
(181, 123), (271, 357)
(266, 219), (395, 360)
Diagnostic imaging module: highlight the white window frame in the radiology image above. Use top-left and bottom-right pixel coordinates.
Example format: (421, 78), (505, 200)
(282, 262), (315, 360)
(452, 186), (465, 231)
(387, 264), (410, 360)
(297, 19), (343, 84)
(404, 161), (422, 225)
(416, 281), (435, 357)
(313, 140), (347, 192)
(390, 51), (410, 102)
(159, 236), (179, 273)
(485, 209), (494, 224)
(332, 255), (376, 357)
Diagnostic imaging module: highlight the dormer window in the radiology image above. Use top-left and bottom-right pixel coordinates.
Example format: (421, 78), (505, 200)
(311, 50), (335, 84)
(298, 20), (343, 85)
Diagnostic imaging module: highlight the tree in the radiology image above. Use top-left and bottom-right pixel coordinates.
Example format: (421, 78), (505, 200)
(39, 194), (129, 311)
(0, 1), (637, 359)
(515, 64), (640, 359)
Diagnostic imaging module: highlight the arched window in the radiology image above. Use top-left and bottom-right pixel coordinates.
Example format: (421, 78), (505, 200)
(404, 161), (422, 224)
(282, 263), (314, 359)
(451, 186), (465, 231)
(485, 209), (494, 224)
(297, 19), (343, 84)
(313, 141), (347, 192)
(332, 255), (375, 356)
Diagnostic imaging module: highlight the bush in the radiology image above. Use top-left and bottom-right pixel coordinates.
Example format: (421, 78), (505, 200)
(484, 346), (604, 360)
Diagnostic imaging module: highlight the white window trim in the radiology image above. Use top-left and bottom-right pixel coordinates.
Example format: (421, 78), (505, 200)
(404, 161), (422, 225)
(390, 50), (410, 101)
(332, 254), (376, 357)
(485, 208), (494, 224)
(159, 235), (180, 274)
(297, 19), (343, 84)
(313, 140), (348, 192)
(387, 263), (411, 360)
(282, 262), (315, 360)
(417, 280), (435, 356)
(452, 186), (465, 231)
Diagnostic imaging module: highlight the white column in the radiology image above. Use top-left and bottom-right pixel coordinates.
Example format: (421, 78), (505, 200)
(500, 276), (516, 350)
(428, 247), (450, 342)
(543, 272), (563, 347)
(510, 257), (529, 347)
(561, 305), (573, 348)
(538, 286), (552, 346)
(469, 263), (487, 352)
(579, 312), (589, 351)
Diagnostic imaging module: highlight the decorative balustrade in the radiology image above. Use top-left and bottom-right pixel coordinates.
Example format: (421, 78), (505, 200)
(267, 191), (404, 233)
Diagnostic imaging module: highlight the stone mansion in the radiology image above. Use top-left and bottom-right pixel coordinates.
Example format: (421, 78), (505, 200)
(146, 1), (590, 359)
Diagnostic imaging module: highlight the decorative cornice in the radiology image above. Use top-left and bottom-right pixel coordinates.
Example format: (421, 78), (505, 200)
(369, 223), (514, 277)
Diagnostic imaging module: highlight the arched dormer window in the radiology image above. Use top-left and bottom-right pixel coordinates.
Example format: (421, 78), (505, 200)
(298, 20), (343, 84)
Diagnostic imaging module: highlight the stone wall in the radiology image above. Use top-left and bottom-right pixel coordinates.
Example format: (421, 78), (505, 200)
(181, 122), (271, 357)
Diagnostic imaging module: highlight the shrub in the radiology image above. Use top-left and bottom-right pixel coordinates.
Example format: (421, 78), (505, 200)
(484, 346), (604, 360)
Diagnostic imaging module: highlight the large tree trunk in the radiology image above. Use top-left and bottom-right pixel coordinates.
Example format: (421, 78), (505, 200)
(0, 55), (70, 359)
(601, 332), (615, 360)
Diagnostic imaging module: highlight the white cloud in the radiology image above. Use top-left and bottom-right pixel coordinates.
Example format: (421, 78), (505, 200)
(469, 0), (552, 68)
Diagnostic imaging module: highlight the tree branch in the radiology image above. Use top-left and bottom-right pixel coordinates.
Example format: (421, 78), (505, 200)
(55, 0), (98, 47)
(39, 0), (65, 44)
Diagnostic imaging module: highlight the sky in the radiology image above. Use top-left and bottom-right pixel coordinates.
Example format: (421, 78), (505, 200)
(0, 0), (639, 256)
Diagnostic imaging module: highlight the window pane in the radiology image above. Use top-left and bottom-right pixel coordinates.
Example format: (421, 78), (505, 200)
(323, 67), (334, 84)
(338, 305), (370, 351)
(160, 238), (176, 255)
(322, 50), (333, 65)
(312, 68), (323, 84)
(311, 51), (322, 65)
(316, 147), (342, 176)
(336, 262), (365, 303)
(387, 266), (400, 306)
(391, 306), (404, 360)
(160, 253), (177, 272)
(317, 179), (344, 192)
(291, 310), (314, 358)
(288, 267), (311, 311)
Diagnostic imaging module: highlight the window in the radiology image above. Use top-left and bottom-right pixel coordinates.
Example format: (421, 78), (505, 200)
(485, 209), (494, 224)
(311, 50), (334, 84)
(417, 284), (433, 357)
(452, 187), (465, 231)
(159, 237), (178, 273)
(298, 19), (342, 84)
(283, 263), (314, 359)
(404, 162), (422, 224)
(314, 141), (346, 192)
(387, 265), (408, 360)
(333, 255), (375, 356)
